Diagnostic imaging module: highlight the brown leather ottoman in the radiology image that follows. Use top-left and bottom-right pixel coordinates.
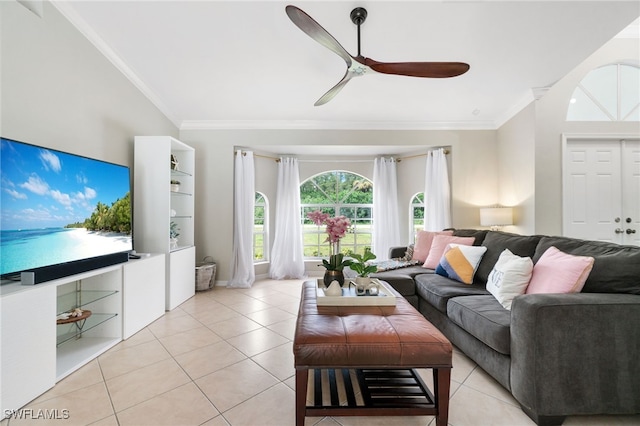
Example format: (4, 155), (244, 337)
(294, 280), (452, 426)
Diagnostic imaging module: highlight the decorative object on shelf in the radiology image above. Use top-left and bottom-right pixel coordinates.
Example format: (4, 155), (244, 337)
(170, 180), (181, 192)
(347, 248), (377, 288)
(480, 206), (514, 231)
(170, 221), (180, 249)
(307, 210), (352, 287)
(56, 308), (92, 325)
(170, 209), (177, 217)
(323, 280), (342, 296)
(170, 154), (179, 171)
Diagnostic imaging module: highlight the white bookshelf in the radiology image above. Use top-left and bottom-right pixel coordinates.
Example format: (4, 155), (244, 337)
(134, 136), (195, 310)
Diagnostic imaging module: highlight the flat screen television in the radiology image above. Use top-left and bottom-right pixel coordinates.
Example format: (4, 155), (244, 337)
(1, 137), (132, 284)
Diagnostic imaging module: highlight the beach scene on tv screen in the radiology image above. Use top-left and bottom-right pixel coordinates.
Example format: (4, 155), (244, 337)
(0, 138), (132, 276)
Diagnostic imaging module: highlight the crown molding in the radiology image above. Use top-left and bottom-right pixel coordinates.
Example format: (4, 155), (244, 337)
(494, 91), (536, 128)
(179, 119), (498, 131)
(50, 1), (181, 128)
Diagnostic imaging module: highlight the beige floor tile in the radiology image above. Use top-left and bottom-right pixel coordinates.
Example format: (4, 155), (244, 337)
(206, 316), (263, 339)
(463, 364), (520, 407)
(201, 415), (232, 426)
(147, 313), (203, 338)
(174, 340), (247, 379)
(226, 327), (290, 357)
(106, 358), (191, 412)
(88, 415), (119, 425)
(333, 415), (434, 426)
(111, 328), (158, 351)
(448, 384), (535, 426)
(266, 317), (297, 340)
(10, 382), (114, 426)
(255, 293), (301, 308)
(244, 306), (296, 326)
(98, 339), (171, 380)
(251, 342), (295, 381)
(159, 325), (222, 356)
(222, 383), (296, 426)
(450, 350), (477, 384)
(178, 295), (222, 315)
(196, 358), (279, 413)
(116, 382), (219, 425)
(227, 299), (272, 315)
(31, 359), (103, 403)
(192, 304), (243, 325)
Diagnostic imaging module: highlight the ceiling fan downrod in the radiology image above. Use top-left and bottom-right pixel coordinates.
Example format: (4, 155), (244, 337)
(350, 7), (367, 57)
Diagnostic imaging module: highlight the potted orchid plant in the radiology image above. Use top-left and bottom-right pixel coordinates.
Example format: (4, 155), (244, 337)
(307, 210), (352, 287)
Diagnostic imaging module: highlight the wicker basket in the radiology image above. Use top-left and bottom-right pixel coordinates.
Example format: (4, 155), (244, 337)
(195, 256), (216, 291)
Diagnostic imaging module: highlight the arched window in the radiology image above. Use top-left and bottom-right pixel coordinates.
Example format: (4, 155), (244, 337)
(410, 193), (425, 241)
(253, 192), (268, 262)
(567, 62), (640, 121)
(301, 171), (373, 257)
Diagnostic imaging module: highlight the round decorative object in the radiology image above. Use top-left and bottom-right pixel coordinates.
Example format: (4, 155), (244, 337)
(323, 270), (344, 287)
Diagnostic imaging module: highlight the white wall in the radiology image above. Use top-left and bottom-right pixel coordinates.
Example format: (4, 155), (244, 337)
(497, 103), (536, 234)
(180, 129), (497, 281)
(1, 1), (178, 168)
(533, 37), (640, 235)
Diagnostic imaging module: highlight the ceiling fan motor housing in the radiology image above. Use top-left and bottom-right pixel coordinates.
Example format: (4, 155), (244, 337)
(350, 7), (367, 25)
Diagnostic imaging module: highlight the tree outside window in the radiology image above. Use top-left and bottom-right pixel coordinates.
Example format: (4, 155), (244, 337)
(410, 193), (425, 242)
(301, 171), (373, 257)
(254, 192), (268, 262)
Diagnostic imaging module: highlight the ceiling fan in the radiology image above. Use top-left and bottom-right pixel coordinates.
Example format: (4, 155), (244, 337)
(286, 5), (470, 106)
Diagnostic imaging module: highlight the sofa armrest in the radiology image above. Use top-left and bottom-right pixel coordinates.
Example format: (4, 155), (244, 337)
(388, 246), (408, 259)
(510, 293), (640, 417)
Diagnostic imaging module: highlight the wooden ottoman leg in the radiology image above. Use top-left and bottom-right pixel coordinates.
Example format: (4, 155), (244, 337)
(433, 367), (451, 426)
(295, 368), (308, 426)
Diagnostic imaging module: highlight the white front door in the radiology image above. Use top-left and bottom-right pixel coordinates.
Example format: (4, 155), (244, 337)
(622, 140), (640, 245)
(563, 139), (622, 243)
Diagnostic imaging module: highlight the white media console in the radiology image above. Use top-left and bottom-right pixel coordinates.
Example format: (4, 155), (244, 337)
(0, 254), (165, 416)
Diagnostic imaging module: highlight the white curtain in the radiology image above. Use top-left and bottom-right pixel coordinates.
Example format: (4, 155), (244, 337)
(228, 150), (255, 288)
(373, 157), (401, 259)
(269, 157), (305, 279)
(424, 148), (451, 231)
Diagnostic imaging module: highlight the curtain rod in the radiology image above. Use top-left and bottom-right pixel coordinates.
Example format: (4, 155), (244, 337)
(235, 150), (449, 163)
(397, 149), (449, 162)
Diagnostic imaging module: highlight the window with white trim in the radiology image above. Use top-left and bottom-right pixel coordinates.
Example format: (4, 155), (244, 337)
(253, 192), (268, 262)
(567, 62), (640, 121)
(410, 192), (425, 242)
(300, 171), (373, 257)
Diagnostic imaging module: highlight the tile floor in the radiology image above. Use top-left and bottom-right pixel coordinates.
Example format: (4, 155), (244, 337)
(3, 278), (639, 426)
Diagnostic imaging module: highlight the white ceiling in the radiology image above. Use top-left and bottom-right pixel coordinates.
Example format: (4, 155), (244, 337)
(53, 1), (639, 131)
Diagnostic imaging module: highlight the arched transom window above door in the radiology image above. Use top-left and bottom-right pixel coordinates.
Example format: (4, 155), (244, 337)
(566, 62), (639, 122)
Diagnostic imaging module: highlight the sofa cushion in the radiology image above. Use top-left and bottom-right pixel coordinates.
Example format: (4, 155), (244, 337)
(412, 230), (454, 262)
(486, 249), (533, 310)
(371, 266), (434, 297)
(475, 231), (542, 285)
(423, 235), (475, 269)
(436, 244), (487, 284)
(415, 273), (490, 313)
(526, 246), (594, 294)
(452, 229), (489, 245)
(447, 295), (512, 355)
(533, 236), (640, 294)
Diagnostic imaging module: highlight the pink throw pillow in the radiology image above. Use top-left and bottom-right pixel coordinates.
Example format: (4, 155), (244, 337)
(423, 235), (475, 269)
(411, 230), (454, 263)
(526, 246), (595, 294)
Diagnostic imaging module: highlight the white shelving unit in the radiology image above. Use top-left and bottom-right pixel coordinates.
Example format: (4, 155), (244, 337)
(134, 136), (195, 310)
(0, 255), (165, 417)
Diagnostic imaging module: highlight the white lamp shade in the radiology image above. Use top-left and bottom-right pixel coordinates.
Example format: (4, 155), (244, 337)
(480, 207), (513, 227)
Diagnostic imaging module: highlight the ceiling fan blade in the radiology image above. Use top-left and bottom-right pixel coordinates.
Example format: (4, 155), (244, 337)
(364, 58), (470, 78)
(286, 5), (352, 66)
(314, 71), (353, 106)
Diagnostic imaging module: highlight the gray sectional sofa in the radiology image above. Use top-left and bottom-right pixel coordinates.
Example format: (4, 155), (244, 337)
(371, 229), (640, 425)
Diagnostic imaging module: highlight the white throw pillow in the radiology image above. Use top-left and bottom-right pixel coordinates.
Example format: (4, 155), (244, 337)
(486, 249), (533, 310)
